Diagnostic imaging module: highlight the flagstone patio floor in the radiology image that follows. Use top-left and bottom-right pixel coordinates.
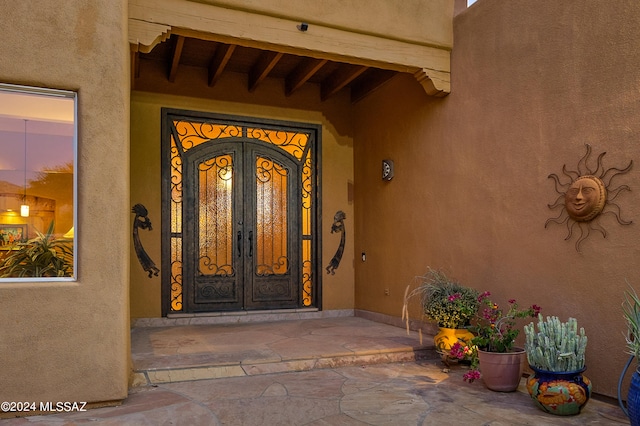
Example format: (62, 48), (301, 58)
(2, 316), (630, 425)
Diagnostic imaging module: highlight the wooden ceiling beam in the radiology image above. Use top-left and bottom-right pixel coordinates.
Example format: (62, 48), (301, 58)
(168, 35), (185, 83)
(321, 65), (368, 101)
(350, 69), (397, 104)
(285, 58), (327, 96)
(248, 51), (283, 92)
(208, 44), (236, 86)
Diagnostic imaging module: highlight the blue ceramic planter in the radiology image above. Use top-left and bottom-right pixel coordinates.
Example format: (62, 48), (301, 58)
(628, 369), (640, 425)
(618, 355), (640, 425)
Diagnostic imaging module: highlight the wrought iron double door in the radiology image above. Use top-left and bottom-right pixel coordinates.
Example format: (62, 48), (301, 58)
(183, 140), (300, 312)
(162, 111), (318, 315)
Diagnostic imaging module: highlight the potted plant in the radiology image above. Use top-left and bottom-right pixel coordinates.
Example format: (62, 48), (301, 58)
(402, 268), (480, 353)
(449, 291), (541, 391)
(0, 221), (73, 278)
(524, 314), (591, 415)
(620, 286), (640, 425)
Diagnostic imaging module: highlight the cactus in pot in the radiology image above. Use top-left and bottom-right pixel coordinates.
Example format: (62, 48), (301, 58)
(524, 315), (587, 372)
(523, 314), (591, 415)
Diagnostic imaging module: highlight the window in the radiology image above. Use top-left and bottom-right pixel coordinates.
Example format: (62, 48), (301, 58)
(0, 84), (76, 280)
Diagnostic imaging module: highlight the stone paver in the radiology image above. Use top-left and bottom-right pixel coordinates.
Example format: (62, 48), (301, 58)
(130, 316), (435, 385)
(2, 361), (628, 425)
(1, 317), (631, 425)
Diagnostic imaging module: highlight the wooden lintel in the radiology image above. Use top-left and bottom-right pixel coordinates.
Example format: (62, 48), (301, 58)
(248, 51), (283, 92)
(168, 35), (185, 83)
(285, 58), (328, 96)
(350, 69), (397, 104)
(321, 65), (368, 101)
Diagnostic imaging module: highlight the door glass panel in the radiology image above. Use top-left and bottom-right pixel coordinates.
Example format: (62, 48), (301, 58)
(169, 134), (183, 311)
(301, 152), (312, 236)
(170, 135), (183, 234)
(174, 121), (241, 151)
(247, 128), (308, 160)
(256, 156), (288, 276)
(302, 239), (312, 306)
(301, 152), (312, 306)
(198, 154), (234, 276)
(170, 237), (183, 311)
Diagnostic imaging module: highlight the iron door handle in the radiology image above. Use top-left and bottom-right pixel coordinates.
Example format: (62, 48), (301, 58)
(237, 231), (242, 257)
(248, 231), (253, 257)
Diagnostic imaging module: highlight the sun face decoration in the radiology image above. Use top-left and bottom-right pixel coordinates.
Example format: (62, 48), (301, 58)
(546, 144), (633, 252)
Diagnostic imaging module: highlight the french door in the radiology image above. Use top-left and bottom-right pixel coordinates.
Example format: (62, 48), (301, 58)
(161, 110), (320, 314)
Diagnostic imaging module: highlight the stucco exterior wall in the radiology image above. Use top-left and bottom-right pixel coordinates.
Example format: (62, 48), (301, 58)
(354, 0), (640, 397)
(130, 70), (355, 318)
(0, 1), (130, 405)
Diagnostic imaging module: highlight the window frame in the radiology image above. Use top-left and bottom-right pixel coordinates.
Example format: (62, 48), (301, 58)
(0, 83), (78, 282)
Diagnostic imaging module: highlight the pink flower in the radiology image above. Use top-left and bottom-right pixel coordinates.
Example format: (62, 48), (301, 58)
(482, 308), (496, 321)
(449, 342), (466, 360)
(508, 299), (516, 304)
(448, 293), (461, 302)
(463, 370), (481, 383)
(478, 291), (491, 302)
(532, 304), (542, 316)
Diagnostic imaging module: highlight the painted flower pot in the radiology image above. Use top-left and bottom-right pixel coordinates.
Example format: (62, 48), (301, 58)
(526, 366), (591, 416)
(478, 348), (525, 392)
(434, 327), (474, 353)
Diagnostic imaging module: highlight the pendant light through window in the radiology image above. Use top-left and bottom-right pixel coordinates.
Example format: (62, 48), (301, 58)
(20, 119), (29, 218)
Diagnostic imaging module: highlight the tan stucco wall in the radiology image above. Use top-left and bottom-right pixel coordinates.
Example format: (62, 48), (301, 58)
(130, 69), (355, 318)
(0, 1), (130, 405)
(354, 0), (640, 397)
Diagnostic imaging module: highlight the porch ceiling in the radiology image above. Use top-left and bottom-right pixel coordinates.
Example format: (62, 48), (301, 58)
(132, 34), (401, 103)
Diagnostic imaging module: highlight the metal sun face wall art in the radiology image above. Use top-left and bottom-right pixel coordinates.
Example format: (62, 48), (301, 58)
(545, 144), (633, 252)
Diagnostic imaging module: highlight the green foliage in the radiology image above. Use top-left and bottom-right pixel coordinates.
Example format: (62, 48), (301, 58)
(0, 221), (73, 278)
(524, 314), (587, 372)
(622, 285), (640, 361)
(404, 268), (480, 329)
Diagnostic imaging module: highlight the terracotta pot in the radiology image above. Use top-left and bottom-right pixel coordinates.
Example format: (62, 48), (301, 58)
(434, 327), (474, 353)
(478, 348), (525, 392)
(526, 366), (591, 415)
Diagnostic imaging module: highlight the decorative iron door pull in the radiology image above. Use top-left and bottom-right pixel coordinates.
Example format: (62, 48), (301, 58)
(248, 231), (253, 257)
(237, 231), (242, 257)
